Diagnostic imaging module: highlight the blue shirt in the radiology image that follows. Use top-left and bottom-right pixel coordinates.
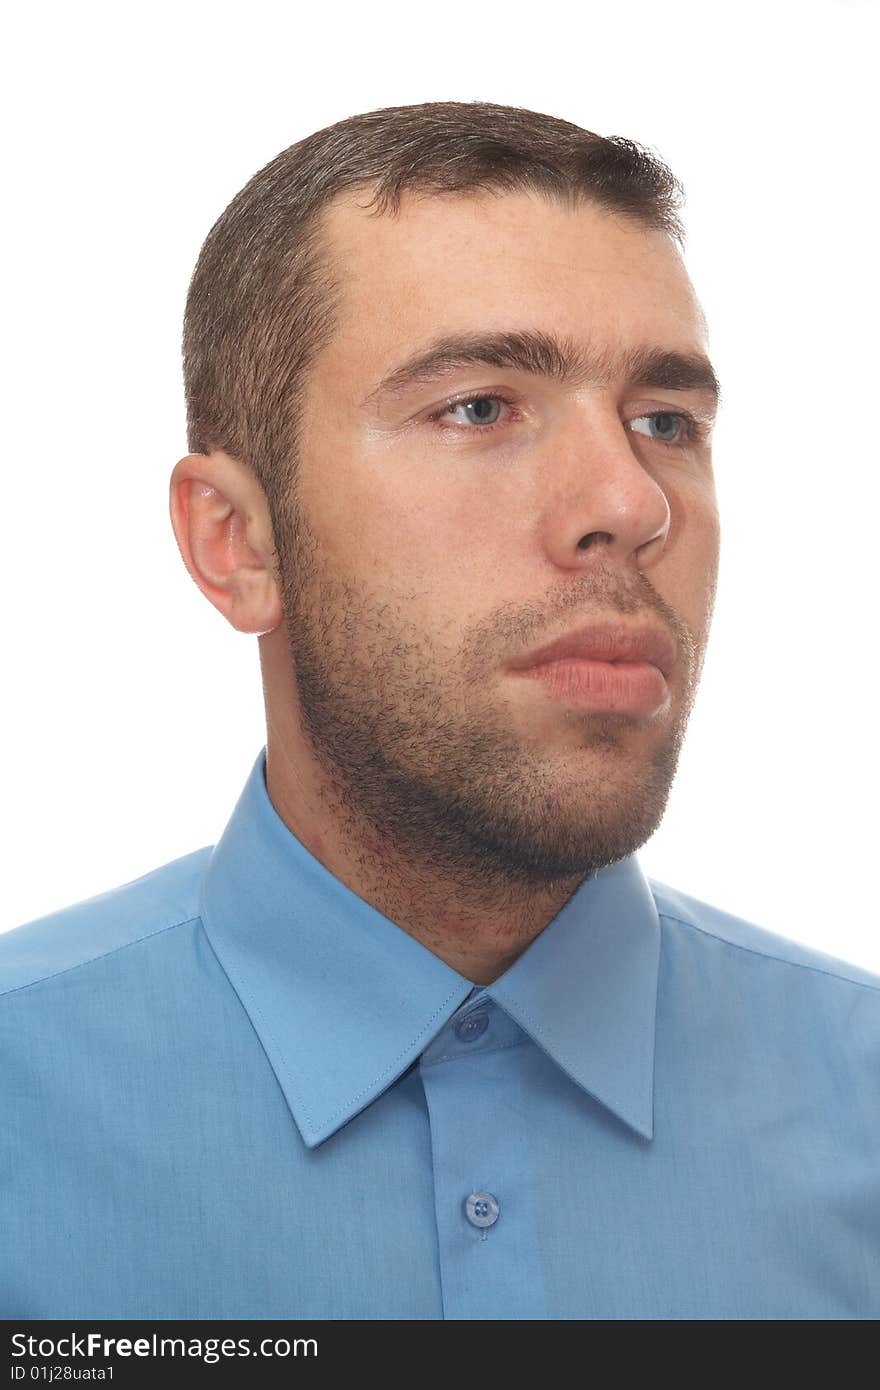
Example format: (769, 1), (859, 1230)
(2, 747), (879, 1320)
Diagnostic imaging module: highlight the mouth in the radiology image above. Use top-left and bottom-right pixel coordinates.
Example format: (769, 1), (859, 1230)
(509, 621), (676, 717)
(513, 654), (671, 716)
(512, 620), (677, 677)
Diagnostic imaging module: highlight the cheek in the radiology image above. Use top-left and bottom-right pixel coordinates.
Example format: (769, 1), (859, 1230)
(387, 507), (498, 615)
(663, 468), (719, 552)
(693, 488), (721, 582)
(306, 444), (494, 591)
(670, 488), (721, 631)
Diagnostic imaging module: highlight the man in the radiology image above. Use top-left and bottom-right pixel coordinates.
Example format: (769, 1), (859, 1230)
(2, 100), (878, 1321)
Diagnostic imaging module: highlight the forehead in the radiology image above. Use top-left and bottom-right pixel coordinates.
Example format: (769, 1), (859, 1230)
(316, 186), (706, 361)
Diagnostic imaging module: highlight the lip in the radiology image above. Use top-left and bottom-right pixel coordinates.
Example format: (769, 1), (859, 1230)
(510, 621), (677, 677)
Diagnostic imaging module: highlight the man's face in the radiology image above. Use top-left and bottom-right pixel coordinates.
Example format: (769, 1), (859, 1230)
(275, 187), (720, 887)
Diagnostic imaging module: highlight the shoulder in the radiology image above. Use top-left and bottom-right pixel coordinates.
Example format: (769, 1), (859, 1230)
(0, 847), (213, 1001)
(647, 874), (880, 995)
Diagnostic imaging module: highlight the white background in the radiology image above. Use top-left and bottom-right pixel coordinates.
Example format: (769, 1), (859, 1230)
(3, 0), (878, 970)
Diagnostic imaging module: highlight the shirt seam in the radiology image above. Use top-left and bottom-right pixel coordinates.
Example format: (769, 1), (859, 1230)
(658, 909), (880, 995)
(0, 914), (201, 1001)
(419, 1035), (525, 1068)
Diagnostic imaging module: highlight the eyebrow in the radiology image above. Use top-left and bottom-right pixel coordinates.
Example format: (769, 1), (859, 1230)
(361, 328), (722, 411)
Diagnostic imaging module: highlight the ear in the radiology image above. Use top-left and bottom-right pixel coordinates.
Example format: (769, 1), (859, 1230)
(169, 451), (283, 636)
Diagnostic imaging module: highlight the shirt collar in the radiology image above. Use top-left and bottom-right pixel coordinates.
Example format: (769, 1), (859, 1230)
(200, 748), (660, 1148)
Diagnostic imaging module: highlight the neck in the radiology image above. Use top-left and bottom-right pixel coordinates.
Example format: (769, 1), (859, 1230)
(264, 718), (583, 985)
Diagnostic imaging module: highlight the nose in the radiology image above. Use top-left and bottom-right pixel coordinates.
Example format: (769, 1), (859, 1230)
(538, 406), (672, 571)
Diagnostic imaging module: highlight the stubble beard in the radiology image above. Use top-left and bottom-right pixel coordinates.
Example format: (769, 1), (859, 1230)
(273, 499), (703, 897)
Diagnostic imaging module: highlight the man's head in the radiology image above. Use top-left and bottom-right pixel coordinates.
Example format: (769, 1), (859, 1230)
(170, 100), (721, 901)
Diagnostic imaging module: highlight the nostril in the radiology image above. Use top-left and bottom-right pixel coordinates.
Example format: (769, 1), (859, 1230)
(578, 532), (612, 551)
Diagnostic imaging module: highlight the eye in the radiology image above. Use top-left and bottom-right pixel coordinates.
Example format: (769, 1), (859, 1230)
(428, 392), (517, 433)
(627, 411), (703, 448)
(426, 396), (708, 448)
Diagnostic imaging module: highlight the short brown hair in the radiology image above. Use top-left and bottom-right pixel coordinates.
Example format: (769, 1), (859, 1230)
(182, 99), (685, 550)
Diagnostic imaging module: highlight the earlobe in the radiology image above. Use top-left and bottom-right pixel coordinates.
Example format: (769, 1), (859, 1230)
(168, 453), (283, 635)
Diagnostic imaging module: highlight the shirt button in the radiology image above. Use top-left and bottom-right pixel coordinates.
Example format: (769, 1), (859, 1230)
(464, 1190), (500, 1229)
(455, 1010), (489, 1042)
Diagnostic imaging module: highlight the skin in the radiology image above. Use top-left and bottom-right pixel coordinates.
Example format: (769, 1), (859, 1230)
(169, 188), (720, 984)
